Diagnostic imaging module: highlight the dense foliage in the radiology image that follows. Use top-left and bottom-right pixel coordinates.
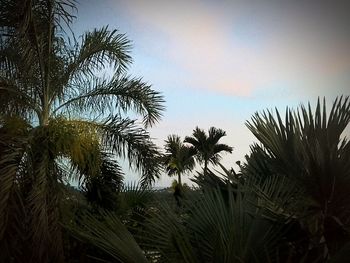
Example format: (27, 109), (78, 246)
(72, 97), (350, 263)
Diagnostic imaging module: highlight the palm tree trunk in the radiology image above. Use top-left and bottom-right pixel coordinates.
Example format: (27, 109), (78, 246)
(177, 172), (182, 186)
(204, 159), (208, 176)
(174, 172), (182, 206)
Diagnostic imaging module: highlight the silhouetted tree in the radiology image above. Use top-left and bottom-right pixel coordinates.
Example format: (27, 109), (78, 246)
(185, 127), (232, 175)
(0, 0), (164, 261)
(163, 135), (196, 205)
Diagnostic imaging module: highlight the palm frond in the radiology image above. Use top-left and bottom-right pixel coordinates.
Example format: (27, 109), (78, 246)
(69, 210), (148, 263)
(45, 118), (102, 181)
(54, 75), (165, 127)
(0, 83), (41, 118)
(208, 126), (226, 144)
(245, 96), (350, 258)
(140, 201), (199, 263)
(246, 107), (302, 177)
(241, 143), (275, 182)
(0, 128), (27, 261)
(117, 183), (154, 217)
(141, 186), (289, 262)
(65, 26), (131, 79)
(210, 143), (233, 165)
(101, 116), (162, 186)
(25, 144), (61, 262)
(83, 153), (124, 210)
(0, 116), (29, 244)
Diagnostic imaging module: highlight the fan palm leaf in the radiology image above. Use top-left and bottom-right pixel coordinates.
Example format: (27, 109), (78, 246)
(70, 210), (148, 263)
(139, 185), (289, 263)
(245, 96), (350, 258)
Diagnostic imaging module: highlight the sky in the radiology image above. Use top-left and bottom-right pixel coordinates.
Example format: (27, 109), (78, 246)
(73, 0), (350, 187)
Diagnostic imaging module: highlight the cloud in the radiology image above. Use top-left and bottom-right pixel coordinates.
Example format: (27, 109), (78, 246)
(112, 0), (350, 98)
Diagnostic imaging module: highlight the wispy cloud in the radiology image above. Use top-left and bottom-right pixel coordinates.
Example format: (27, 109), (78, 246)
(113, 0), (350, 97)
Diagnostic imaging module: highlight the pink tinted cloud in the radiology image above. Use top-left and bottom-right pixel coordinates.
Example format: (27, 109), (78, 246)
(116, 0), (350, 97)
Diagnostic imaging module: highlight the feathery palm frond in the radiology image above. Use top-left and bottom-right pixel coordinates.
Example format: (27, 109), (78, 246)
(54, 75), (164, 127)
(83, 153), (124, 210)
(0, 116), (29, 262)
(102, 116), (163, 186)
(65, 27), (131, 78)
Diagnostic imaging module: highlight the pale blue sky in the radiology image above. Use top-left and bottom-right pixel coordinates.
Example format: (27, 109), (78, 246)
(73, 0), (350, 186)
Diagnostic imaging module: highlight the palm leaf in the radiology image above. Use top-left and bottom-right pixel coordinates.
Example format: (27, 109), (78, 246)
(101, 116), (162, 186)
(69, 210), (148, 263)
(140, 201), (199, 263)
(54, 75), (165, 127)
(245, 96), (350, 258)
(83, 153), (124, 210)
(140, 186), (288, 263)
(65, 26), (131, 78)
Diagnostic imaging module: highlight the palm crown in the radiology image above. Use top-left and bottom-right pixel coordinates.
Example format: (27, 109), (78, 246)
(184, 126), (233, 173)
(163, 134), (196, 185)
(0, 0), (164, 182)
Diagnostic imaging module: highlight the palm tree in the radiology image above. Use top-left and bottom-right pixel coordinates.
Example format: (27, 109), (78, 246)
(184, 127), (233, 175)
(0, 0), (164, 262)
(163, 135), (196, 186)
(245, 96), (350, 260)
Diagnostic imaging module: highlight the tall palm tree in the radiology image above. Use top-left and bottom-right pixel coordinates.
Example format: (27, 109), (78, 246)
(0, 0), (164, 262)
(184, 127), (233, 174)
(163, 135), (196, 186)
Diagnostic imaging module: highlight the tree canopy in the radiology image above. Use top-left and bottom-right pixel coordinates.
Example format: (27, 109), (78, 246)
(184, 126), (233, 173)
